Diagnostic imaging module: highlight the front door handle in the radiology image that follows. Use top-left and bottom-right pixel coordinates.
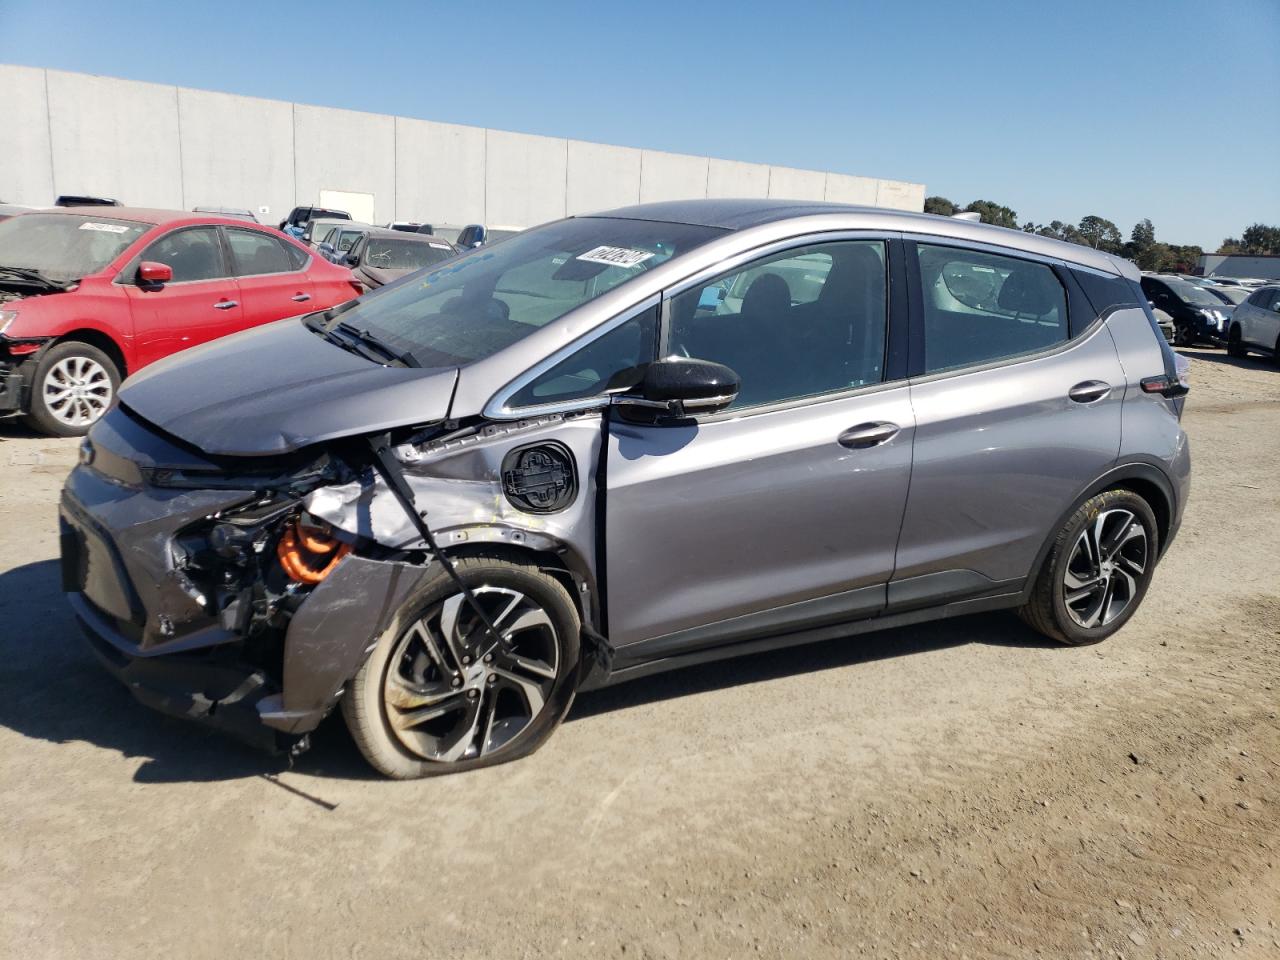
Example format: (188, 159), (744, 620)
(213, 299), (239, 310)
(1068, 380), (1111, 403)
(838, 421), (900, 449)
(291, 293), (312, 302)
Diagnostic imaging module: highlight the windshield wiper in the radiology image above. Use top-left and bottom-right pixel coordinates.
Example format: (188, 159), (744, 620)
(333, 321), (419, 367)
(0, 266), (72, 291)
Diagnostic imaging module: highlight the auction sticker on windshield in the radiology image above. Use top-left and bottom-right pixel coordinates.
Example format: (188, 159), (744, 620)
(577, 245), (655, 269)
(78, 222), (130, 233)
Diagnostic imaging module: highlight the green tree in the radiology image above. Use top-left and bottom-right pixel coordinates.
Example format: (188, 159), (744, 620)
(1240, 224), (1280, 255)
(963, 200), (1019, 229)
(1130, 219), (1155, 249)
(1077, 215), (1123, 253)
(924, 196), (957, 217)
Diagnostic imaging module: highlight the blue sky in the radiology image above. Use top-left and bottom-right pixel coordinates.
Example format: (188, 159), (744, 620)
(2, 0), (1276, 248)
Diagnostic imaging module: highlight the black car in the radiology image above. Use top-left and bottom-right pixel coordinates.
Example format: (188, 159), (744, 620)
(54, 194), (120, 207)
(1139, 274), (1233, 346)
(278, 205), (351, 240)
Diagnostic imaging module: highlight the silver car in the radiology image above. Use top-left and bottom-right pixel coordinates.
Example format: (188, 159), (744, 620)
(1226, 285), (1280, 361)
(60, 200), (1191, 778)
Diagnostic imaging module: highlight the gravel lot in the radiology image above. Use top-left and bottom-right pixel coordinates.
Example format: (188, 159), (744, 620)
(1, 348), (1277, 960)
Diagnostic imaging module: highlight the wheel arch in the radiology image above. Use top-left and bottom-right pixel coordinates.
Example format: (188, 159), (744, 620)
(51, 328), (129, 378)
(1021, 461), (1177, 603)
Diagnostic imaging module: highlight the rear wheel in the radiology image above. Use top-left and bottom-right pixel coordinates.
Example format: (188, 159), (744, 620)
(1020, 489), (1159, 646)
(1172, 322), (1194, 348)
(1226, 325), (1247, 358)
(22, 340), (120, 437)
(342, 555), (581, 778)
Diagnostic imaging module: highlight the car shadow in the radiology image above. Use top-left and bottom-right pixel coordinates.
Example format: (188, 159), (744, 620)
(0, 557), (1058, 786)
(0, 418), (43, 441)
(1178, 347), (1276, 371)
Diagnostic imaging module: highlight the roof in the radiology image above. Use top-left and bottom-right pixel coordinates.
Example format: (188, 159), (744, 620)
(590, 199), (1139, 279)
(39, 206), (269, 228)
(363, 227), (455, 245)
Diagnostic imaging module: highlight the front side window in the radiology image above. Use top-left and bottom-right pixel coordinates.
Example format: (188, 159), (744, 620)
(336, 230), (364, 253)
(918, 244), (1066, 373)
(508, 305), (658, 407)
(666, 240), (888, 410)
(318, 217), (723, 368)
(0, 214), (148, 283)
(144, 227), (227, 282)
(227, 228), (293, 276)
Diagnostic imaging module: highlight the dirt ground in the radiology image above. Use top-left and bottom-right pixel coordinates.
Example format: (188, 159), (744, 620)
(0, 348), (1277, 960)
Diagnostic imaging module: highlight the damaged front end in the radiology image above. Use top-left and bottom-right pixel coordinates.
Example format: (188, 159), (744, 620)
(62, 402), (605, 753)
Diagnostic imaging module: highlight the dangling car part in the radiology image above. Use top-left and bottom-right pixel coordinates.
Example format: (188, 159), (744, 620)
(62, 201), (1190, 777)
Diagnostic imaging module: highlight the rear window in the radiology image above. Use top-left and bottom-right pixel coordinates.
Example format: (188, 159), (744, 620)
(362, 237), (455, 271)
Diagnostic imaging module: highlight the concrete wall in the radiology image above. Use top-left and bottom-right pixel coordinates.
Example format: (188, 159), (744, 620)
(0, 64), (925, 226)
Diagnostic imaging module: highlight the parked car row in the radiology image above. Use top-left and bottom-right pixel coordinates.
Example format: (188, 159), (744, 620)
(316, 227), (458, 290)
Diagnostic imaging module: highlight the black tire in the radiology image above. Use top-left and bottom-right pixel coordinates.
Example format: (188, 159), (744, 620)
(342, 554), (581, 779)
(1172, 322), (1194, 348)
(1019, 489), (1159, 646)
(1226, 325), (1247, 358)
(21, 340), (120, 437)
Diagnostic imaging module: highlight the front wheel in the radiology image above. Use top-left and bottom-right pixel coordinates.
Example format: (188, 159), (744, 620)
(1226, 325), (1247, 358)
(22, 340), (120, 437)
(1019, 489), (1159, 646)
(342, 555), (581, 778)
(1172, 322), (1194, 348)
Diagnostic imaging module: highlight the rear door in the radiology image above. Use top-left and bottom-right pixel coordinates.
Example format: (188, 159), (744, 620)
(892, 239), (1125, 600)
(1253, 289), (1280, 350)
(603, 236), (915, 655)
(224, 226), (316, 327)
(122, 224), (242, 367)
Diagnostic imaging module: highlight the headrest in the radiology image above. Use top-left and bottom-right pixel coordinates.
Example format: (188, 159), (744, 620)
(997, 267), (1060, 317)
(741, 272), (791, 319)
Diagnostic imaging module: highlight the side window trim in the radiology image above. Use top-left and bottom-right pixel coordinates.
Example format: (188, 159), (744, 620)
(484, 294), (661, 420)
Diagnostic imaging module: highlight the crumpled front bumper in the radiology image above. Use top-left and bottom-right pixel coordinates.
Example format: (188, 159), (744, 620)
(62, 457), (432, 750)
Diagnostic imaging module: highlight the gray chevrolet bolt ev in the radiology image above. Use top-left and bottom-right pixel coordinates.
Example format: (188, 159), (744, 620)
(60, 200), (1191, 778)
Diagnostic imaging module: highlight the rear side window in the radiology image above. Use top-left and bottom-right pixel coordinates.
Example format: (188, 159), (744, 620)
(143, 227), (227, 282)
(917, 245), (1067, 373)
(284, 241), (309, 270)
(1073, 269), (1139, 315)
(227, 229), (294, 276)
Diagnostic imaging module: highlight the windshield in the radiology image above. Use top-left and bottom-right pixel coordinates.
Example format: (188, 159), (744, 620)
(319, 217), (723, 367)
(1214, 287), (1249, 305)
(362, 237), (455, 271)
(0, 213), (148, 282)
(1167, 278), (1224, 306)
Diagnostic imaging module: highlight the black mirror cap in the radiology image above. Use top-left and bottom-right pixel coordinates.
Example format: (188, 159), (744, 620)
(611, 357), (740, 421)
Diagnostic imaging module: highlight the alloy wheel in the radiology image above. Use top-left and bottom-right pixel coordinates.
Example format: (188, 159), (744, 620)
(1062, 509), (1149, 629)
(43, 355), (113, 427)
(382, 586), (560, 762)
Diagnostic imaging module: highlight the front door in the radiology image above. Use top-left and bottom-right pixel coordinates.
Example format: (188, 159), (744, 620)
(604, 237), (914, 655)
(891, 240), (1125, 597)
(122, 225), (242, 368)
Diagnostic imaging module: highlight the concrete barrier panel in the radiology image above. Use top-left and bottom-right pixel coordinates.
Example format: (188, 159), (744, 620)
(877, 179), (925, 211)
(485, 130), (567, 228)
(768, 166), (827, 201)
(706, 158), (769, 199)
(0, 66), (54, 207)
(640, 151), (708, 203)
(46, 70), (183, 209)
(294, 103), (395, 223)
(824, 173), (879, 206)
(178, 87), (293, 224)
(395, 117), (485, 226)
(567, 141), (641, 215)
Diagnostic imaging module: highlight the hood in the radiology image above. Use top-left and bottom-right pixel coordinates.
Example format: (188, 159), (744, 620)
(357, 264), (412, 289)
(119, 317), (458, 457)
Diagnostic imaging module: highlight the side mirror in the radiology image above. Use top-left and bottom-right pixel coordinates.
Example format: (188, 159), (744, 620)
(345, 252), (359, 267)
(137, 261), (173, 285)
(609, 357), (740, 421)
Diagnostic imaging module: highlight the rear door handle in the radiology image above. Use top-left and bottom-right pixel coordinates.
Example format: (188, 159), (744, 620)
(291, 293), (311, 302)
(838, 421), (900, 449)
(1068, 380), (1111, 403)
(213, 299), (239, 310)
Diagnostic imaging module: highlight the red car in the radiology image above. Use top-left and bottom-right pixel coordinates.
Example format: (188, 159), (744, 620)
(0, 208), (361, 436)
